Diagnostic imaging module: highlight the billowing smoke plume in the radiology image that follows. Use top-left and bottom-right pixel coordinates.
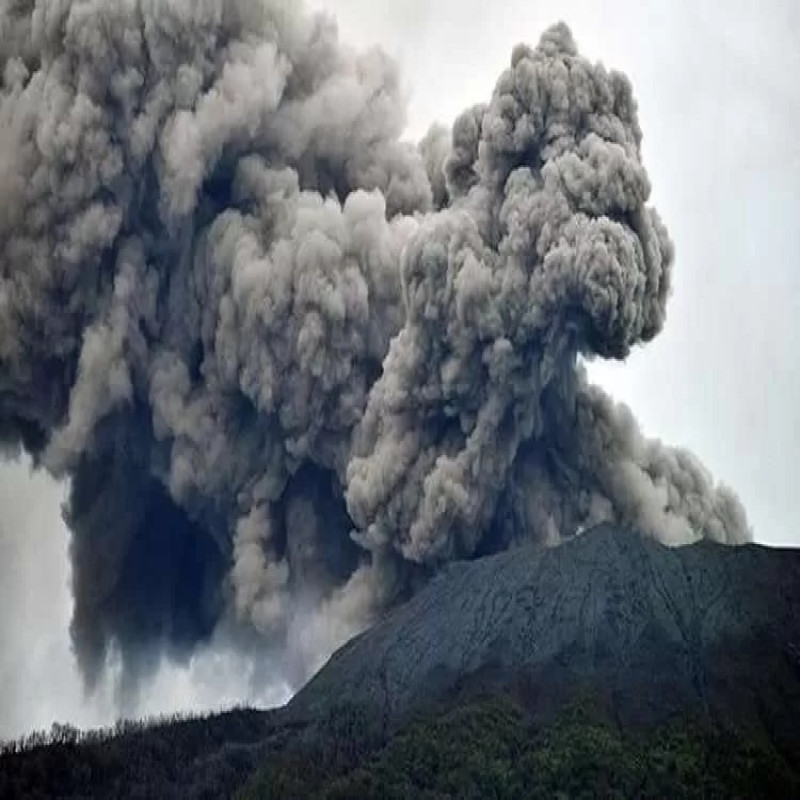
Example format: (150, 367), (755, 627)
(0, 1), (749, 692)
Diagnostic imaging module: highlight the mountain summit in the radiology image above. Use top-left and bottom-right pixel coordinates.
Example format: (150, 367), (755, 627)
(4, 525), (800, 798)
(292, 524), (800, 741)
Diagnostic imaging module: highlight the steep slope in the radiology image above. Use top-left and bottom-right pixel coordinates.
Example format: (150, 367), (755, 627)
(242, 693), (800, 799)
(291, 524), (800, 749)
(4, 524), (800, 799)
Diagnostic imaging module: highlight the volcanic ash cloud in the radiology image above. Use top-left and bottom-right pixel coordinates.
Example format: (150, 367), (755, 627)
(0, 1), (749, 691)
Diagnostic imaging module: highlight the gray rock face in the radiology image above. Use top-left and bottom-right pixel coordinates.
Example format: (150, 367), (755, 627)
(290, 525), (800, 745)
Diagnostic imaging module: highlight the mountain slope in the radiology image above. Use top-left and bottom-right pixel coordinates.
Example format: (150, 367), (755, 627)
(243, 692), (800, 799)
(290, 524), (800, 746)
(3, 524), (800, 798)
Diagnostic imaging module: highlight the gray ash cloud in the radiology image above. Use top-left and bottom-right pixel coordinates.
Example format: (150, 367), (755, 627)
(0, 1), (749, 692)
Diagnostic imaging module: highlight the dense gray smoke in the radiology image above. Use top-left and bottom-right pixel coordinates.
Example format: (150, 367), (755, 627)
(0, 0), (749, 692)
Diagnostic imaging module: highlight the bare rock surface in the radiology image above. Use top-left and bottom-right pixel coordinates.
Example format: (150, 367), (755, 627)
(290, 524), (800, 749)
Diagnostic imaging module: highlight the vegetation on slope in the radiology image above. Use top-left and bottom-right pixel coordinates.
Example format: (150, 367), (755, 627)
(2, 691), (798, 798)
(0, 708), (279, 799)
(241, 692), (800, 800)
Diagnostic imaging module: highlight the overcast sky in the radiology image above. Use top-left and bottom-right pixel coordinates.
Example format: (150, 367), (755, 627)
(1, 0), (798, 740)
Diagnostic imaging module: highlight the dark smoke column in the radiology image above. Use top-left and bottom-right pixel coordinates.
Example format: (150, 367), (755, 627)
(346, 24), (749, 562)
(0, 1), (749, 693)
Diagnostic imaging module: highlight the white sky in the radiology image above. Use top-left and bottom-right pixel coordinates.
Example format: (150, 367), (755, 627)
(1, 0), (798, 739)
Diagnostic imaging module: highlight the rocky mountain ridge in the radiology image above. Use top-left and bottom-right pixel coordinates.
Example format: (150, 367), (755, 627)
(291, 524), (800, 748)
(4, 524), (800, 798)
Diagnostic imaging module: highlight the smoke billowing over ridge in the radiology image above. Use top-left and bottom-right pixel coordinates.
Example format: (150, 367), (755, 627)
(0, 0), (749, 693)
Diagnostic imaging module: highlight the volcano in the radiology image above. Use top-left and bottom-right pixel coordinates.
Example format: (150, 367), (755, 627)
(4, 524), (799, 798)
